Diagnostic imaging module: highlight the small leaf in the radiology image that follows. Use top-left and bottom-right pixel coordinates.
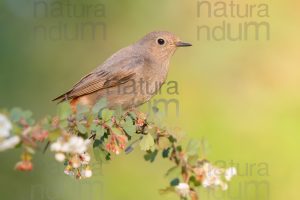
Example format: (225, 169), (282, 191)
(93, 147), (103, 161)
(187, 155), (199, 166)
(77, 104), (89, 114)
(93, 139), (101, 148)
(93, 147), (110, 163)
(159, 186), (175, 195)
(48, 130), (61, 142)
(105, 153), (111, 161)
(101, 109), (114, 121)
(60, 119), (69, 128)
(189, 176), (201, 187)
(111, 127), (122, 135)
(139, 134), (155, 151)
(77, 124), (87, 134)
(23, 110), (33, 119)
(176, 145), (182, 152)
(128, 112), (137, 120)
(165, 166), (181, 178)
(113, 106), (123, 120)
(92, 98), (107, 114)
(186, 139), (201, 156)
(125, 146), (134, 154)
(57, 102), (72, 120)
(94, 125), (105, 138)
(170, 178), (180, 186)
(144, 149), (158, 162)
(10, 108), (23, 122)
(122, 117), (136, 136)
(168, 135), (177, 143)
(162, 148), (170, 158)
(158, 137), (171, 149)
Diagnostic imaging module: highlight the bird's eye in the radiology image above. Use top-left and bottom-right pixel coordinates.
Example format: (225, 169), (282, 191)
(157, 38), (165, 45)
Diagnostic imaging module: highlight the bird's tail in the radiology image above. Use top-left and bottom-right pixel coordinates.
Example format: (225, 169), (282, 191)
(52, 92), (78, 112)
(52, 91), (71, 103)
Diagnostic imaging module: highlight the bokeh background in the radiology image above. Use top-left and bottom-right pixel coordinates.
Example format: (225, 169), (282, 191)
(1, 0), (299, 199)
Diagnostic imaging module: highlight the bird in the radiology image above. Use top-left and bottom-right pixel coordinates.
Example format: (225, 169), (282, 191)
(52, 31), (192, 110)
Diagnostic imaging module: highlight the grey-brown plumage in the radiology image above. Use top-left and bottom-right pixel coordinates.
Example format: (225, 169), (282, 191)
(53, 31), (192, 109)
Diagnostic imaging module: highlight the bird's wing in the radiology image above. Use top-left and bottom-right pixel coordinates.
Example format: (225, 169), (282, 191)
(53, 56), (143, 102)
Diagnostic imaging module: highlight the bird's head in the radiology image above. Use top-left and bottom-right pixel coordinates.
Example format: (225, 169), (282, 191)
(136, 31), (192, 62)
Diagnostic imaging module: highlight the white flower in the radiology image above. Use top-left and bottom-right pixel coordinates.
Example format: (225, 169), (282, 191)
(201, 162), (228, 191)
(200, 162), (237, 191)
(68, 154), (81, 168)
(80, 153), (91, 165)
(202, 163), (222, 187)
(225, 167), (237, 181)
(0, 114), (12, 138)
(81, 168), (92, 178)
(0, 136), (20, 152)
(50, 141), (61, 152)
(64, 167), (74, 176)
(175, 183), (190, 197)
(50, 135), (90, 154)
(67, 136), (90, 154)
(55, 153), (66, 162)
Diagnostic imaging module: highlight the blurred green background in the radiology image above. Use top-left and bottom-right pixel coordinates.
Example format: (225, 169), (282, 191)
(1, 0), (299, 199)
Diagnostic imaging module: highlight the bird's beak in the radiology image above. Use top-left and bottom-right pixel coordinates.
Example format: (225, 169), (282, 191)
(176, 41), (192, 47)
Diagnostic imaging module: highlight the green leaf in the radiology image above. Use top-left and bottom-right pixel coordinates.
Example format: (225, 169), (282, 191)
(60, 119), (69, 128)
(101, 109), (114, 121)
(168, 135), (177, 143)
(77, 104), (89, 114)
(113, 105), (123, 120)
(92, 98), (107, 114)
(11, 125), (22, 135)
(93, 147), (103, 162)
(158, 137), (171, 149)
(186, 139), (201, 156)
(162, 148), (170, 158)
(111, 127), (122, 135)
(48, 130), (61, 142)
(93, 139), (101, 148)
(170, 178), (180, 186)
(57, 102), (72, 120)
(26, 118), (35, 126)
(165, 166), (181, 178)
(187, 155), (199, 166)
(23, 110), (33, 119)
(77, 123), (87, 134)
(189, 176), (201, 187)
(128, 112), (137, 120)
(159, 186), (175, 195)
(10, 108), (23, 122)
(10, 108), (35, 125)
(93, 147), (110, 163)
(95, 125), (105, 138)
(144, 149), (158, 162)
(122, 117), (136, 136)
(139, 134), (155, 151)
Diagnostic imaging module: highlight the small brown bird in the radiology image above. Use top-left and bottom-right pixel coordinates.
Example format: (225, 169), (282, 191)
(53, 31), (192, 110)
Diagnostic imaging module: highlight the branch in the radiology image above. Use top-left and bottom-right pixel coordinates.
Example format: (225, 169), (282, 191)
(0, 99), (237, 199)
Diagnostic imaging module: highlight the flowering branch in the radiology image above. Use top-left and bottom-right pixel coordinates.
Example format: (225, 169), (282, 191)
(0, 99), (236, 200)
